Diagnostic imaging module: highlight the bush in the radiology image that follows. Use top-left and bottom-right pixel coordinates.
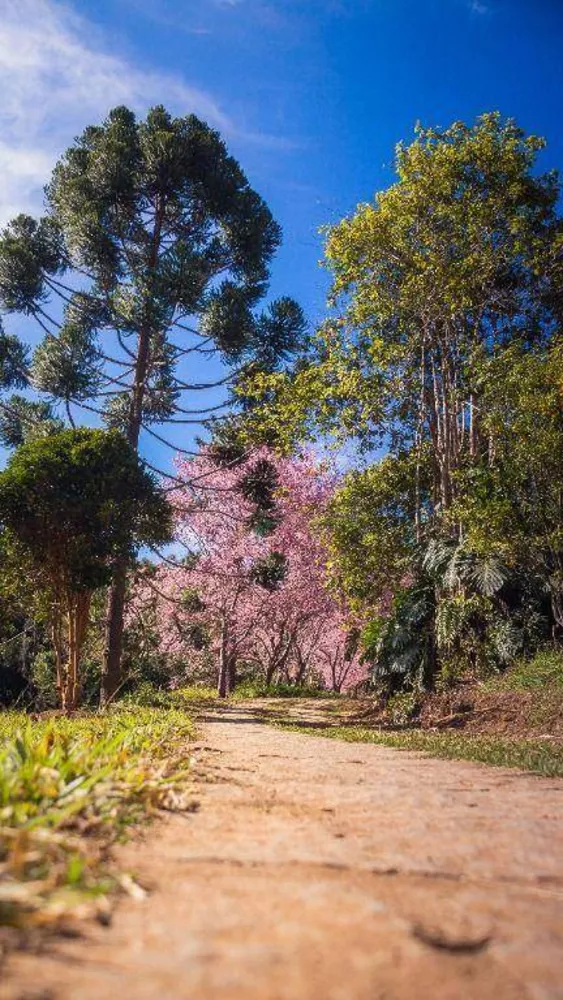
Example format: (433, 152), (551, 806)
(385, 691), (421, 727)
(121, 681), (178, 709)
(122, 683), (218, 708)
(232, 679), (339, 699)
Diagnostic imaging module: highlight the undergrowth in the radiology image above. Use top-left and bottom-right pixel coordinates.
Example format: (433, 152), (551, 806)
(231, 680), (341, 700)
(485, 648), (563, 692)
(122, 681), (217, 708)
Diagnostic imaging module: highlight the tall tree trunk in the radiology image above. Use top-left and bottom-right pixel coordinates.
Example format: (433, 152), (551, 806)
(414, 343), (426, 543)
(63, 599), (76, 714)
(100, 199), (164, 708)
(218, 653), (236, 697)
(52, 607), (64, 708)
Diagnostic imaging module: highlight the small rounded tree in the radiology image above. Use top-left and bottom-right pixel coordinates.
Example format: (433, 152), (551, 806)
(0, 428), (171, 711)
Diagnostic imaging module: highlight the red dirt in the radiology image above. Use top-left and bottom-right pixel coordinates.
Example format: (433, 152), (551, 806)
(2, 704), (563, 999)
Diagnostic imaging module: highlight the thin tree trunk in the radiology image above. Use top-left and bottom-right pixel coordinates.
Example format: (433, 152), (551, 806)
(62, 591), (92, 713)
(228, 656), (237, 695)
(469, 393), (476, 457)
(414, 343), (426, 544)
(217, 618), (230, 698)
(101, 560), (128, 706)
(52, 611), (64, 707)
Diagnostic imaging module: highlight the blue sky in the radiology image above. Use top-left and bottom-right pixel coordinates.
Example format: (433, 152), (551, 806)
(1, 0), (562, 469)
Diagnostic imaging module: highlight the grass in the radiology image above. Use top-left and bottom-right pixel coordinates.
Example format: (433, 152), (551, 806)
(485, 648), (563, 692)
(122, 681), (218, 708)
(275, 721), (563, 777)
(0, 706), (196, 933)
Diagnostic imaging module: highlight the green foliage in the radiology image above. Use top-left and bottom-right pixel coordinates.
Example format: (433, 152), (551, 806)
(241, 114), (560, 450)
(32, 325), (102, 404)
(487, 648), (563, 691)
(0, 214), (62, 314)
(249, 551), (287, 591)
(0, 324), (28, 390)
(324, 452), (424, 609)
(121, 681), (178, 709)
(0, 429), (172, 709)
(0, 394), (64, 448)
(240, 457), (281, 534)
(0, 428), (172, 593)
(365, 582), (436, 694)
(452, 342), (563, 631)
(28, 647), (103, 710)
(0, 104), (305, 438)
(0, 706), (195, 925)
(28, 649), (59, 710)
(232, 679), (337, 699)
(423, 539), (509, 598)
(122, 682), (219, 707)
(385, 691), (421, 726)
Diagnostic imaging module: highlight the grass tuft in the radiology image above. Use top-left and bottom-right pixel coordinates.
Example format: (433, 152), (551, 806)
(0, 707), (196, 934)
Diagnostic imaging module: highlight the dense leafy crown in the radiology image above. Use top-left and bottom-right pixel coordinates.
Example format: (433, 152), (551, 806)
(0, 428), (172, 592)
(240, 113), (561, 453)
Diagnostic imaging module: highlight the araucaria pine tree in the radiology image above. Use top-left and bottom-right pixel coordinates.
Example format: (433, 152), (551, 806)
(0, 106), (305, 704)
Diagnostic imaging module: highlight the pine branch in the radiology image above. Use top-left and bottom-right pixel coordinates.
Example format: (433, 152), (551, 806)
(140, 424), (200, 456)
(174, 401), (231, 415)
(172, 372), (237, 391)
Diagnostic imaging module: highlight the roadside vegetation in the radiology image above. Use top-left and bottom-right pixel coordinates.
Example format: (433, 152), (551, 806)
(0, 706), (195, 947)
(252, 648), (563, 777)
(276, 720), (563, 778)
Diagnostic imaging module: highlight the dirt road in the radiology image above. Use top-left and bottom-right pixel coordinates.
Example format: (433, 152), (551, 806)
(3, 705), (563, 1000)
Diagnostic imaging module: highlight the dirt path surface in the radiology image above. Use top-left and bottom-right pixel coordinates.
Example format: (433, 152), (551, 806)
(3, 705), (563, 1000)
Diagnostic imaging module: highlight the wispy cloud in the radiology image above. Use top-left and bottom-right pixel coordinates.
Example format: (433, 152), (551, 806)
(469, 0), (490, 14)
(0, 0), (288, 225)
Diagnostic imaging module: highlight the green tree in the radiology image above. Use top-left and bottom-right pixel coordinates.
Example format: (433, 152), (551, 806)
(0, 428), (171, 711)
(243, 114), (560, 488)
(0, 105), (305, 703)
(323, 452), (427, 613)
(244, 113), (563, 690)
(452, 341), (563, 637)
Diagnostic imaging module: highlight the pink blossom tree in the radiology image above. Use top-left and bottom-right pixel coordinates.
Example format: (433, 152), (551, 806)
(131, 447), (367, 695)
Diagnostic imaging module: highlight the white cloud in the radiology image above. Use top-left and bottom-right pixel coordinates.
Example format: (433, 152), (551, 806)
(0, 0), (270, 225)
(469, 0), (490, 13)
